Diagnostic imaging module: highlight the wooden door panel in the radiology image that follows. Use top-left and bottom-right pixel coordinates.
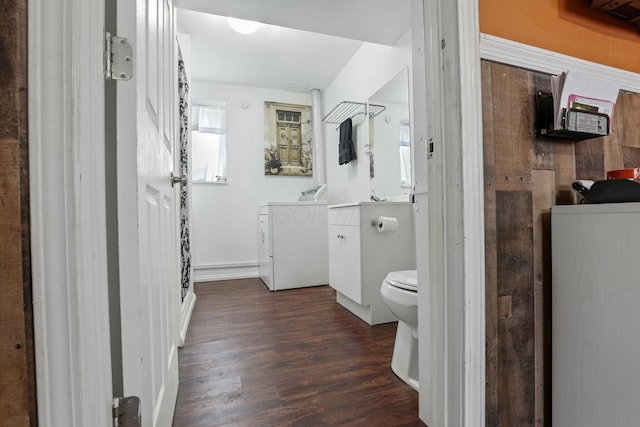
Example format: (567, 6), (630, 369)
(278, 126), (289, 163)
(290, 126), (300, 164)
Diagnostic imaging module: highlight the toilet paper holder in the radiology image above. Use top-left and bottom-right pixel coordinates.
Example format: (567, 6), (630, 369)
(371, 216), (399, 233)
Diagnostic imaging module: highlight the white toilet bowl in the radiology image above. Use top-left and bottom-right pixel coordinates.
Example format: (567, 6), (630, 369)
(380, 270), (419, 391)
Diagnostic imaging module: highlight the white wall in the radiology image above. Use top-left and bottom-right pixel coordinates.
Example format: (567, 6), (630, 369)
(322, 31), (412, 204)
(190, 31), (412, 281)
(190, 80), (314, 281)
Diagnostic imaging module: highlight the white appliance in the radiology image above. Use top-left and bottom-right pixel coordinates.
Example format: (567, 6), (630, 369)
(552, 203), (640, 426)
(258, 202), (329, 291)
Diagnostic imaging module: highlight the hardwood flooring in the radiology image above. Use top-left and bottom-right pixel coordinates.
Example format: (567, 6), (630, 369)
(172, 279), (424, 427)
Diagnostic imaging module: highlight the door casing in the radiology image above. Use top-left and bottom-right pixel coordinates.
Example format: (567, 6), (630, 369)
(28, 0), (487, 426)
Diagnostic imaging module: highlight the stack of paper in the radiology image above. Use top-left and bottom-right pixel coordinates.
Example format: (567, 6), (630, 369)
(550, 70), (621, 132)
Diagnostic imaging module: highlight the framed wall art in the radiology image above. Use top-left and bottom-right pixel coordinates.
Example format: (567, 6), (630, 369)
(264, 101), (313, 176)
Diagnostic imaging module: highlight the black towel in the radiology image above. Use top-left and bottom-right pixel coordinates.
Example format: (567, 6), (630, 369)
(338, 118), (357, 165)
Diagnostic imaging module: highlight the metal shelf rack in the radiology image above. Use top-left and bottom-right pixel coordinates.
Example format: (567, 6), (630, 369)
(322, 101), (386, 125)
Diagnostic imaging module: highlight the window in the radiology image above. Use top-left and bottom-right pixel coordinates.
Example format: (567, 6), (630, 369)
(191, 103), (227, 182)
(399, 121), (411, 188)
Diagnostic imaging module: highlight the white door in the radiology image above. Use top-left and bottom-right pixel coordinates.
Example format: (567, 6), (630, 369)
(116, 0), (180, 425)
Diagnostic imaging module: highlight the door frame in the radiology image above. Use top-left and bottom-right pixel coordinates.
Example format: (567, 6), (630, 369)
(29, 1), (487, 426)
(29, 0), (113, 425)
(412, 0), (485, 425)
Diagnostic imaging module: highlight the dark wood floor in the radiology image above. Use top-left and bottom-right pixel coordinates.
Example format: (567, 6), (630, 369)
(172, 279), (425, 427)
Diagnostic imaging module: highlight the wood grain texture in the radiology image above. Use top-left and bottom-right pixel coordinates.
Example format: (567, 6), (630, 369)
(496, 191), (535, 427)
(604, 96), (625, 174)
(482, 60), (640, 427)
(0, 0), (35, 425)
(173, 280), (425, 427)
(482, 61), (545, 426)
(497, 295), (512, 319)
(490, 62), (533, 192)
(553, 141), (577, 205)
(575, 137), (606, 181)
(622, 147), (640, 169)
(532, 170), (555, 427)
(615, 91), (640, 149)
(481, 60), (499, 427)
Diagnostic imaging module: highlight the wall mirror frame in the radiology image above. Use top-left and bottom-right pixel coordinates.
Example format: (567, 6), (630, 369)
(367, 67), (411, 201)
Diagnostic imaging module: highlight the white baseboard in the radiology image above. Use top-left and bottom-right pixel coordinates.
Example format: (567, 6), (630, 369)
(193, 261), (259, 282)
(178, 290), (196, 347)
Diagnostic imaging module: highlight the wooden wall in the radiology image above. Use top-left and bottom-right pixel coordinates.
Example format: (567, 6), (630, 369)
(0, 0), (37, 425)
(482, 59), (640, 426)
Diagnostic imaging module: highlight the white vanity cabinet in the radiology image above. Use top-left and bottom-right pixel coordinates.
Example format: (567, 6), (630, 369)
(258, 202), (329, 291)
(328, 202), (415, 325)
(552, 203), (640, 426)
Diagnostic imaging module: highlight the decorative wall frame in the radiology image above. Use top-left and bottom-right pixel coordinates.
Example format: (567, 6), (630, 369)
(264, 101), (313, 176)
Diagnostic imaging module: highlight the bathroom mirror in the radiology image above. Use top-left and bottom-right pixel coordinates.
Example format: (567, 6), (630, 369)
(368, 67), (411, 200)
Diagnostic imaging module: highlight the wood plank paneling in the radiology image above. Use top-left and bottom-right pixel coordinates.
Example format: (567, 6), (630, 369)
(483, 59), (640, 427)
(490, 62), (533, 192)
(0, 140), (29, 425)
(482, 59), (499, 427)
(615, 91), (640, 149)
(622, 147), (640, 169)
(173, 280), (425, 427)
(553, 141), (577, 205)
(496, 191), (535, 426)
(0, 0), (35, 425)
(604, 111), (625, 175)
(532, 170), (555, 427)
(575, 137), (606, 180)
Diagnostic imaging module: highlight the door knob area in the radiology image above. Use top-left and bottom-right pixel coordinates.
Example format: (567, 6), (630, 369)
(170, 172), (187, 187)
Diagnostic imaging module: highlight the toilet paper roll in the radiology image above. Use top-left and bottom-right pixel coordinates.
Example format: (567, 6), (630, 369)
(376, 216), (399, 233)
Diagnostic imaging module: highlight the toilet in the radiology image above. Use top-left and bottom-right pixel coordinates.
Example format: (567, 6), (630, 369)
(380, 269), (419, 391)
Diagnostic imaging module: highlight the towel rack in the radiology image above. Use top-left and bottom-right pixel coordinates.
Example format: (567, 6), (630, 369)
(322, 101), (386, 125)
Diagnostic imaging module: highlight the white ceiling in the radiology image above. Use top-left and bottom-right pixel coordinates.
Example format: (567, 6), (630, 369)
(176, 0), (411, 92)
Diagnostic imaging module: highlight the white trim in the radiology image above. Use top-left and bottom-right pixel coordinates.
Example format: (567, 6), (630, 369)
(411, 0), (440, 424)
(414, 0), (486, 425)
(195, 261), (258, 269)
(479, 33), (640, 92)
(178, 291), (197, 347)
(194, 261), (259, 282)
(459, 3), (486, 426)
(30, 0), (112, 425)
(195, 272), (259, 282)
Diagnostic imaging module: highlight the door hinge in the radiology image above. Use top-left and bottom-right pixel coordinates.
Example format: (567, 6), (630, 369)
(105, 32), (133, 81)
(112, 396), (141, 427)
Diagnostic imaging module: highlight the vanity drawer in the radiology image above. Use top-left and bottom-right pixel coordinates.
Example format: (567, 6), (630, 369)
(328, 206), (360, 226)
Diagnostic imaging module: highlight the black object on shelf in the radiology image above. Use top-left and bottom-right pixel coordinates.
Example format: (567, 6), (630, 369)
(535, 91), (610, 141)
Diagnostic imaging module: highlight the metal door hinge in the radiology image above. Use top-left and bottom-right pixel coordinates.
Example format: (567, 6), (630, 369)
(112, 396), (141, 427)
(105, 32), (133, 81)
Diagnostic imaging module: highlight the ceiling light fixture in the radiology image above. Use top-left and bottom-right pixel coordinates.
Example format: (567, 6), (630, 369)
(227, 17), (261, 35)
